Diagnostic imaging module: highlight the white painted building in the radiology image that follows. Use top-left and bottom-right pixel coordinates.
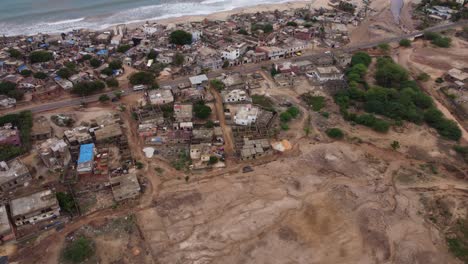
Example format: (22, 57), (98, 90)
(222, 89), (249, 103)
(221, 43), (247, 61)
(234, 105), (259, 126)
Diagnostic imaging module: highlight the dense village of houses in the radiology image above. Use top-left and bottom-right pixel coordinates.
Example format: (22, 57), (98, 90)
(0, 1), (468, 247)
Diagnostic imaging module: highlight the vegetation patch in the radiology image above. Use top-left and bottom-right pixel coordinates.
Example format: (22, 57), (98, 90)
(62, 236), (95, 264)
(300, 93), (325, 111)
(0, 111), (33, 160)
(335, 52), (461, 140)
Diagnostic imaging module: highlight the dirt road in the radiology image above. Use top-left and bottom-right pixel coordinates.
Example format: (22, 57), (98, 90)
(209, 84), (235, 156)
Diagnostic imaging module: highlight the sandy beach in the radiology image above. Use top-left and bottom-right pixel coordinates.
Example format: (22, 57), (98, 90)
(123, 0), (322, 29)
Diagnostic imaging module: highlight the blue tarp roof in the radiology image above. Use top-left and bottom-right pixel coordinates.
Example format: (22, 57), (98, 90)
(78, 143), (94, 164)
(17, 65), (28, 72)
(96, 49), (108, 55)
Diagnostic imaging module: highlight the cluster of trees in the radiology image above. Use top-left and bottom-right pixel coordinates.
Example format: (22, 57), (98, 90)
(170, 30), (192, 45)
(30, 50), (53, 63)
(90, 58), (102, 68)
(251, 23), (274, 34)
(117, 44), (132, 53)
(56, 192), (77, 214)
(129, 71), (157, 88)
(101, 60), (122, 76)
(0, 81), (23, 100)
(33, 72), (48, 79)
(424, 31), (452, 48)
(71, 80), (105, 96)
(279, 106), (300, 130)
(8, 48), (22, 59)
(194, 101), (212, 119)
(336, 52), (461, 140)
(106, 78), (119, 88)
(0, 111), (33, 161)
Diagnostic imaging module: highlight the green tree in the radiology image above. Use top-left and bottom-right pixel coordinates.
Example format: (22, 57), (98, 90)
(399, 39), (412, 47)
(173, 53), (185, 66)
(33, 72), (48, 79)
(20, 70), (32, 77)
(286, 21), (298, 27)
(391, 140), (400, 150)
(375, 57), (409, 88)
(106, 78), (119, 88)
(378, 43), (390, 52)
(63, 237), (94, 263)
(100, 67), (114, 76)
(30, 50), (53, 63)
(326, 128), (344, 139)
(210, 79), (225, 91)
(287, 106), (300, 118)
(71, 81), (105, 96)
(99, 94), (110, 103)
(238, 28), (248, 35)
(351, 52), (372, 67)
(280, 111), (292, 122)
(147, 49), (157, 60)
(57, 68), (72, 79)
(108, 60), (122, 70)
(170, 30), (193, 45)
(194, 101), (212, 119)
(222, 60), (230, 69)
(117, 44), (132, 53)
(56, 192), (76, 214)
(431, 36), (452, 48)
(417, 73), (430, 82)
(209, 156), (218, 165)
(0, 81), (23, 100)
(81, 54), (92, 61)
(64, 61), (77, 71)
(90, 58), (101, 68)
(129, 71), (155, 86)
(8, 48), (22, 59)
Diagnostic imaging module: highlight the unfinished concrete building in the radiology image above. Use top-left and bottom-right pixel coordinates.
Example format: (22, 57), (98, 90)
(0, 205), (14, 243)
(93, 123), (123, 144)
(0, 159), (32, 193)
(9, 189), (60, 227)
(37, 138), (71, 170)
(31, 116), (53, 141)
(64, 126), (93, 160)
(240, 138), (272, 160)
(109, 173), (141, 202)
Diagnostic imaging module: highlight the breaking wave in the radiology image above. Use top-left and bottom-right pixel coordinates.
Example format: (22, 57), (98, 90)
(0, 0), (304, 36)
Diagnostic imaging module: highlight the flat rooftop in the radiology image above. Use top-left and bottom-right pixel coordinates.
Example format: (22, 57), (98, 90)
(0, 205), (12, 235)
(0, 159), (30, 186)
(10, 189), (58, 217)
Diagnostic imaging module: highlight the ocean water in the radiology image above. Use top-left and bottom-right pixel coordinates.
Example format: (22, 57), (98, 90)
(0, 0), (298, 36)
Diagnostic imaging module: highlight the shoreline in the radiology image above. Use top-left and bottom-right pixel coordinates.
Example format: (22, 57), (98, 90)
(3, 1), (315, 37)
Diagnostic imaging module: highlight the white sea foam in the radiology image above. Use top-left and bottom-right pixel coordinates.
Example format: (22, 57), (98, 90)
(0, 0), (306, 36)
(45, 17), (86, 26)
